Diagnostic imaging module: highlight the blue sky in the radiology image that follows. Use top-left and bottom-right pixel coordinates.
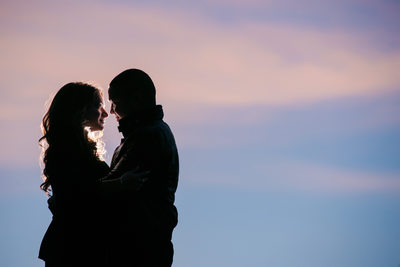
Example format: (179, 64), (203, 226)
(1, 0), (399, 266)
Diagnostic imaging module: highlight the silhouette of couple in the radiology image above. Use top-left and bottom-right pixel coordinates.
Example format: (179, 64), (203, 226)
(38, 69), (179, 267)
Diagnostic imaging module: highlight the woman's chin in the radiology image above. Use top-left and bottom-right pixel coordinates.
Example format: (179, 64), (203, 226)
(90, 125), (104, 131)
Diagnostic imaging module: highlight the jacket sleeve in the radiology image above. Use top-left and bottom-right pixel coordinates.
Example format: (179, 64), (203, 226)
(99, 128), (165, 194)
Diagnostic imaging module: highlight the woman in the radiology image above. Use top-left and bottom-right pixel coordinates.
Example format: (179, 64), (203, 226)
(38, 82), (110, 266)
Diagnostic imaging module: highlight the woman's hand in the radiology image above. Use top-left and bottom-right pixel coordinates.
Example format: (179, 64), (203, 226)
(120, 169), (151, 191)
(98, 167), (151, 195)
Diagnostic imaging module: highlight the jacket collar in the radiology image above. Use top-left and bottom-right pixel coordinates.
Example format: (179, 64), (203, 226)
(117, 105), (164, 137)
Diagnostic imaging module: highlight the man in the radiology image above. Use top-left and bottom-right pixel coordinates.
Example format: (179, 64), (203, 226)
(103, 69), (179, 267)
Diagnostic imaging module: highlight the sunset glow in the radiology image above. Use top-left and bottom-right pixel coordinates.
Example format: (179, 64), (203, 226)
(1, 0), (399, 266)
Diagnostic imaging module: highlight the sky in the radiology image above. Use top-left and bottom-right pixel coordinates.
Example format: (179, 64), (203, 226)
(0, 0), (399, 266)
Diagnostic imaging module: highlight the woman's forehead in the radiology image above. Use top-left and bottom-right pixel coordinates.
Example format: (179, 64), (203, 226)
(93, 92), (104, 104)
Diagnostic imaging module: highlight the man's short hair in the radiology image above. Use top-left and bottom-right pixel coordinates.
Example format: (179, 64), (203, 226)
(109, 69), (156, 107)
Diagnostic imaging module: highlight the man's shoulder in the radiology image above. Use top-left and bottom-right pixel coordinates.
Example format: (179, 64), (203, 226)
(133, 120), (172, 139)
(121, 120), (176, 154)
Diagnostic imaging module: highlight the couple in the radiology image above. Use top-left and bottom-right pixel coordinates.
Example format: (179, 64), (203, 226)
(38, 69), (179, 267)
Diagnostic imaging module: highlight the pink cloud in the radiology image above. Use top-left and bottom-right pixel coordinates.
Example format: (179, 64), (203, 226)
(2, 0), (400, 108)
(275, 162), (400, 193)
(187, 160), (400, 194)
(1, 0), (400, 165)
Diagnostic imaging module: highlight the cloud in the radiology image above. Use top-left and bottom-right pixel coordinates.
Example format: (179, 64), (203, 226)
(1, 0), (399, 169)
(1, 0), (400, 108)
(257, 161), (400, 193)
(183, 157), (400, 194)
(173, 91), (400, 153)
(175, 92), (400, 194)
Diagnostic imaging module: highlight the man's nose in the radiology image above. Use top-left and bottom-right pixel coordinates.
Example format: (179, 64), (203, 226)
(110, 104), (115, 114)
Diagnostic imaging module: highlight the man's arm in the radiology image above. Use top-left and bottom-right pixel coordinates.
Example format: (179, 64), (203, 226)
(98, 127), (164, 195)
(97, 133), (155, 195)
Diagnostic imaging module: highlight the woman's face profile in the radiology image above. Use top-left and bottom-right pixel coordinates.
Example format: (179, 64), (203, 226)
(84, 95), (108, 131)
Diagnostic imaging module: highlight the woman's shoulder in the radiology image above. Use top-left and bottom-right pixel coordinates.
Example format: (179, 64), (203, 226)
(56, 155), (109, 177)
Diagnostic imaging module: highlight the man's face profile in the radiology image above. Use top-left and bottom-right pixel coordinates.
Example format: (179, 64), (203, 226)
(109, 98), (124, 121)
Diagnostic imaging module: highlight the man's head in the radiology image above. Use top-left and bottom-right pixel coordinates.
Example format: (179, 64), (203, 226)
(108, 69), (156, 121)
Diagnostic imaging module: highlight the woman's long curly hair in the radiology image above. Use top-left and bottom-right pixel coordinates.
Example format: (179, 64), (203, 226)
(39, 82), (105, 195)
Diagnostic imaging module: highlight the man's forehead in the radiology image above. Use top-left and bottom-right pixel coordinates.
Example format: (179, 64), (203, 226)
(108, 85), (120, 101)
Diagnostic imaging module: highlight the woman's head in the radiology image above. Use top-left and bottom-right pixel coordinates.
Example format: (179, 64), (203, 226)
(39, 82), (108, 194)
(42, 83), (107, 141)
(82, 88), (108, 131)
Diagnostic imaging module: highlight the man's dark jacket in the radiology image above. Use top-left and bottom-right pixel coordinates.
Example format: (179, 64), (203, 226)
(103, 105), (179, 264)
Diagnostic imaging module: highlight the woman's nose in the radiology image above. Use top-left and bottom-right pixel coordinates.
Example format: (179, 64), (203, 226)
(102, 107), (108, 117)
